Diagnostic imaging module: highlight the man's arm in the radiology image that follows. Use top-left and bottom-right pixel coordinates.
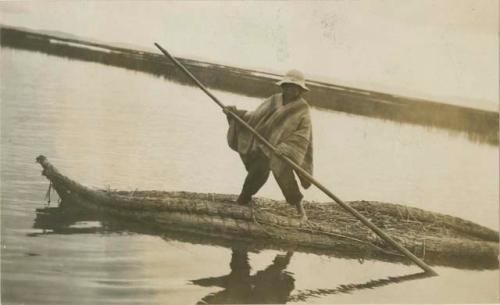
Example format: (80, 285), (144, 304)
(224, 95), (276, 123)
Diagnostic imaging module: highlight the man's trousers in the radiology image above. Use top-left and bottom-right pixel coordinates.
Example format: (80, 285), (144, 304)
(237, 150), (303, 205)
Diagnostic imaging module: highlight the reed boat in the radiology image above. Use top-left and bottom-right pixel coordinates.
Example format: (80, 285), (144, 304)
(35, 155), (499, 269)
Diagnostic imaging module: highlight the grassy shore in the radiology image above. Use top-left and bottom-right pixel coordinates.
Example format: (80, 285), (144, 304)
(2, 26), (497, 145)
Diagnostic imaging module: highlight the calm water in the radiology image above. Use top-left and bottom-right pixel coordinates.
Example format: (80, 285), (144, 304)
(1, 48), (498, 304)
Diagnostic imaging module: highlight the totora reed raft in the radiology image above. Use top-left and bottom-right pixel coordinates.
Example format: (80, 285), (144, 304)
(36, 155), (498, 269)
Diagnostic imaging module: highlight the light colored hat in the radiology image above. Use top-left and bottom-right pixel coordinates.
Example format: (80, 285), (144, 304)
(276, 69), (310, 91)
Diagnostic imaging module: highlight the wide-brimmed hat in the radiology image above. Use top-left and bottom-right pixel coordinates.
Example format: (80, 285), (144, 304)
(276, 69), (310, 91)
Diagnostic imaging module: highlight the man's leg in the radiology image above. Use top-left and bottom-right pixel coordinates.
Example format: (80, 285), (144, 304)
(237, 152), (271, 205)
(273, 167), (307, 220)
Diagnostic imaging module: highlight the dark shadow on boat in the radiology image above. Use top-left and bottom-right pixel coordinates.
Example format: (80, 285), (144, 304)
(31, 199), (499, 271)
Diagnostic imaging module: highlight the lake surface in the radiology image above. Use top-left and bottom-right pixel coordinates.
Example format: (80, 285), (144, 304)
(1, 48), (498, 304)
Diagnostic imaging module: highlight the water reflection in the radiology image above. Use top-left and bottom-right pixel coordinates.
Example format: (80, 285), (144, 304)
(192, 249), (295, 304)
(190, 248), (433, 304)
(30, 205), (107, 236)
(288, 272), (431, 303)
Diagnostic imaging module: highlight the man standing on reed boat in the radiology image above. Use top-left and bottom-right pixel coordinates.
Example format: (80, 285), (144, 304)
(224, 70), (313, 221)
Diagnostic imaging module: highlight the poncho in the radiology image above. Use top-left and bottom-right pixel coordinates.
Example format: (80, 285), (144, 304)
(227, 93), (313, 188)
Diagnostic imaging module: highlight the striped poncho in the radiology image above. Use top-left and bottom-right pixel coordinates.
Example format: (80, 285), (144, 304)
(227, 93), (313, 188)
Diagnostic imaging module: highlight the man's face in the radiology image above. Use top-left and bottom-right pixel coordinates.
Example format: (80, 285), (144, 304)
(281, 83), (304, 101)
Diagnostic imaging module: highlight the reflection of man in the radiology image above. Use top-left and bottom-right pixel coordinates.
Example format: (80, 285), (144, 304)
(224, 70), (313, 221)
(251, 251), (295, 304)
(192, 248), (252, 304)
(192, 249), (295, 304)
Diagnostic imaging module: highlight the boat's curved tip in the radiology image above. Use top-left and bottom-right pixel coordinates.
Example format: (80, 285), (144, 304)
(35, 155), (54, 177)
(36, 155), (47, 164)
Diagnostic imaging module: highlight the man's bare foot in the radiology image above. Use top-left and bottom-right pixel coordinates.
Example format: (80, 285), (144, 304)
(236, 194), (252, 206)
(295, 201), (308, 223)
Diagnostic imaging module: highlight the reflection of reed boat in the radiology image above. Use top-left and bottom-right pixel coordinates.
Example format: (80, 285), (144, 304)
(35, 155), (498, 269)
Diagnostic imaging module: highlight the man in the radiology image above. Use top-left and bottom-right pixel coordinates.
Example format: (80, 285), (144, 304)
(224, 70), (313, 221)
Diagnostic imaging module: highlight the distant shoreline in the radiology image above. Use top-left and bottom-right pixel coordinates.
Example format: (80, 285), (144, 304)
(1, 26), (497, 145)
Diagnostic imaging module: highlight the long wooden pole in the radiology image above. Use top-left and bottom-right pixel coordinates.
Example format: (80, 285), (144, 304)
(154, 42), (438, 276)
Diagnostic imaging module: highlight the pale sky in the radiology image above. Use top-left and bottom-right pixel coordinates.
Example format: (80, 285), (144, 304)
(1, 0), (498, 110)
